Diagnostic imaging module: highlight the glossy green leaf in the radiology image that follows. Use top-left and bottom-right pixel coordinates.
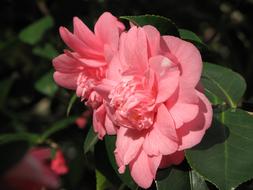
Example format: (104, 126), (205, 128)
(179, 29), (207, 49)
(202, 62), (246, 108)
(35, 70), (58, 97)
(120, 15), (179, 36)
(67, 94), (78, 117)
(186, 109), (253, 190)
(19, 16), (54, 45)
(156, 167), (208, 190)
(104, 135), (137, 190)
(33, 43), (58, 60)
(40, 116), (77, 142)
(84, 126), (98, 154)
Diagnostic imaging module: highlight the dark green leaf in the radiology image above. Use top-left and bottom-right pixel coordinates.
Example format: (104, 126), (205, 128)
(186, 109), (253, 190)
(33, 43), (58, 60)
(120, 15), (179, 36)
(84, 126), (98, 154)
(40, 116), (77, 142)
(19, 16), (54, 45)
(179, 29), (207, 49)
(156, 167), (208, 190)
(67, 94), (78, 117)
(35, 70), (58, 97)
(202, 62), (246, 108)
(104, 135), (137, 190)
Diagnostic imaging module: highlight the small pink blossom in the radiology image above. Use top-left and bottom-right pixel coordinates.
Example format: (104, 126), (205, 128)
(51, 150), (69, 175)
(75, 110), (92, 129)
(53, 12), (124, 109)
(2, 148), (60, 190)
(94, 25), (212, 188)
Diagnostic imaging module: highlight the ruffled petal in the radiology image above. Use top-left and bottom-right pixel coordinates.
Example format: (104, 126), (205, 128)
(53, 71), (78, 90)
(143, 25), (161, 56)
(94, 12), (124, 51)
(93, 105), (106, 139)
(73, 17), (103, 51)
(105, 115), (117, 135)
(162, 36), (202, 89)
(177, 91), (212, 150)
(114, 127), (144, 173)
(129, 150), (162, 189)
(53, 54), (83, 73)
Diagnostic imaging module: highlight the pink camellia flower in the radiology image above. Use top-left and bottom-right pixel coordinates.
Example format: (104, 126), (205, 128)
(53, 12), (125, 109)
(51, 149), (69, 175)
(2, 148), (60, 190)
(94, 26), (212, 188)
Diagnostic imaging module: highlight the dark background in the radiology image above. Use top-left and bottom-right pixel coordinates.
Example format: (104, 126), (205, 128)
(0, 0), (253, 189)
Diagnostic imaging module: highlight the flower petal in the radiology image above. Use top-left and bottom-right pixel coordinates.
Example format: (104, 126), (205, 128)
(114, 127), (144, 172)
(177, 91), (213, 150)
(105, 115), (117, 135)
(73, 17), (103, 51)
(93, 105), (106, 139)
(53, 71), (78, 90)
(162, 36), (202, 88)
(129, 150), (161, 189)
(53, 54), (83, 73)
(143, 25), (161, 56)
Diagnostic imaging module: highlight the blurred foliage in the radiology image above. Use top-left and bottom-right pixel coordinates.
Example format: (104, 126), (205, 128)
(0, 0), (253, 189)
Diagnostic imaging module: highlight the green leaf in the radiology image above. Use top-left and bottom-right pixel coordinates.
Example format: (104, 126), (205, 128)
(0, 132), (39, 145)
(67, 94), (78, 117)
(33, 43), (58, 60)
(104, 135), (137, 190)
(186, 109), (253, 190)
(120, 15), (179, 36)
(179, 29), (207, 49)
(156, 167), (208, 190)
(96, 170), (111, 190)
(202, 62), (246, 108)
(35, 70), (58, 97)
(83, 126), (98, 154)
(40, 116), (77, 142)
(0, 77), (15, 110)
(19, 16), (54, 45)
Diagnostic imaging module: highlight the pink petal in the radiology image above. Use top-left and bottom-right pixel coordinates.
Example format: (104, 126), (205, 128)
(105, 115), (117, 135)
(73, 17), (103, 51)
(59, 27), (103, 59)
(149, 55), (180, 103)
(143, 104), (178, 156)
(177, 91), (213, 150)
(143, 25), (161, 56)
(170, 102), (199, 129)
(93, 105), (106, 139)
(159, 151), (185, 169)
(78, 57), (107, 67)
(122, 27), (148, 74)
(94, 79), (116, 101)
(114, 127), (144, 172)
(53, 54), (83, 73)
(129, 150), (161, 189)
(106, 54), (123, 82)
(53, 71), (78, 90)
(94, 12), (124, 51)
(162, 36), (202, 89)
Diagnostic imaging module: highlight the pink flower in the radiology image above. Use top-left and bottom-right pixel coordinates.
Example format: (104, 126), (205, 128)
(2, 148), (60, 190)
(53, 12), (125, 109)
(94, 26), (212, 188)
(51, 150), (69, 175)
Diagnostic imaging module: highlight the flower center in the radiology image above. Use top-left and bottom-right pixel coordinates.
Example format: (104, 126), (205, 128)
(109, 76), (155, 130)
